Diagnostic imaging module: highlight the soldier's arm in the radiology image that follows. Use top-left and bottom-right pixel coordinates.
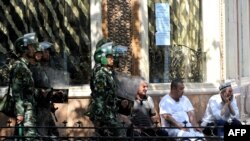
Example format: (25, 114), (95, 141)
(11, 66), (25, 116)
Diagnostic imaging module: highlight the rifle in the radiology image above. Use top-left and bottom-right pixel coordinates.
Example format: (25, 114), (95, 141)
(48, 88), (68, 122)
(17, 122), (24, 141)
(36, 88), (68, 122)
(49, 88), (68, 103)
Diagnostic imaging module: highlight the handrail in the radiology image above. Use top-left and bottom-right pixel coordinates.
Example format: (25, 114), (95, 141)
(0, 121), (226, 141)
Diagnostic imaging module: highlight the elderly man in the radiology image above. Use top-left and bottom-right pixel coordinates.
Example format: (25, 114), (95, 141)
(201, 82), (242, 137)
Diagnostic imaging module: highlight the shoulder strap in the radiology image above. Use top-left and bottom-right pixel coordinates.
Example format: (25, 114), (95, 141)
(7, 67), (14, 95)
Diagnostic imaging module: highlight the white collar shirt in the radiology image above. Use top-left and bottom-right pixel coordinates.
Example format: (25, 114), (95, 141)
(201, 94), (239, 126)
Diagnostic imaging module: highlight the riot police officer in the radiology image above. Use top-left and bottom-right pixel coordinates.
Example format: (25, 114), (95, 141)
(87, 39), (128, 138)
(11, 33), (40, 140)
(35, 41), (59, 140)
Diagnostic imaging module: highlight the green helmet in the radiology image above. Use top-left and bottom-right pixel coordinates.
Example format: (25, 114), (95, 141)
(94, 42), (113, 65)
(94, 42), (128, 65)
(14, 33), (39, 54)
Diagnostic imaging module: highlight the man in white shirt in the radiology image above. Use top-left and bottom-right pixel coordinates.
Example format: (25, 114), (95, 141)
(159, 78), (204, 139)
(201, 82), (242, 136)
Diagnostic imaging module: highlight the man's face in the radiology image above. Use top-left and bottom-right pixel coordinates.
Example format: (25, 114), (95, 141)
(137, 81), (148, 96)
(35, 52), (43, 61)
(27, 44), (36, 57)
(106, 55), (114, 66)
(225, 87), (233, 97)
(221, 87), (233, 102)
(173, 82), (185, 100)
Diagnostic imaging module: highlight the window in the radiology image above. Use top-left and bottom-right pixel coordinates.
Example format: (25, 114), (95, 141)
(148, 0), (205, 83)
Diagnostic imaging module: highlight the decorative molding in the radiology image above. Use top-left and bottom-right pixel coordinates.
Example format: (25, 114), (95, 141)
(102, 0), (141, 75)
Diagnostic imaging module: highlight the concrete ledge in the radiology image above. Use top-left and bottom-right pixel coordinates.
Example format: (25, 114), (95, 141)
(1, 83), (219, 98)
(148, 83), (219, 96)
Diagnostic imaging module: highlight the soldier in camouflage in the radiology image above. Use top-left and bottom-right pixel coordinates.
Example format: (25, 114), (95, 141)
(87, 40), (127, 137)
(34, 41), (59, 140)
(11, 33), (40, 140)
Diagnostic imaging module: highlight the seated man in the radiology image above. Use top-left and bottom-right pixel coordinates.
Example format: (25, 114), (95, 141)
(159, 78), (204, 139)
(130, 77), (168, 138)
(201, 82), (242, 137)
(118, 76), (168, 140)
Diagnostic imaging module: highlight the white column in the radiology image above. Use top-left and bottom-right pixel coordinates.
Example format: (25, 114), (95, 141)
(202, 0), (222, 83)
(90, 0), (103, 68)
(139, 0), (149, 82)
(224, 0), (238, 80)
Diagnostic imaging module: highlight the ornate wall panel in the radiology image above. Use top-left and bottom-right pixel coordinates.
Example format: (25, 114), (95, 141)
(103, 0), (141, 75)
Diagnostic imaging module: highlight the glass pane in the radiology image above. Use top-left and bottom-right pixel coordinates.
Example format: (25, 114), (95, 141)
(148, 0), (205, 83)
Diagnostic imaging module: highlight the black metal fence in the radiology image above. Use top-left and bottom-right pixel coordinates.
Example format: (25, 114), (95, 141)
(0, 121), (225, 141)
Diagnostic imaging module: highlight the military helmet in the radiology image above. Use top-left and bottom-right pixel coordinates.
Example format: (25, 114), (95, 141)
(39, 41), (53, 50)
(96, 38), (111, 49)
(14, 33), (39, 54)
(94, 42), (113, 65)
(39, 41), (56, 54)
(94, 42), (128, 65)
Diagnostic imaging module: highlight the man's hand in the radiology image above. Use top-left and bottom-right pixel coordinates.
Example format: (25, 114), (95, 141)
(41, 89), (48, 97)
(16, 115), (24, 124)
(117, 114), (132, 125)
(177, 123), (189, 131)
(121, 99), (129, 109)
(221, 94), (234, 116)
(195, 127), (203, 132)
(222, 93), (232, 104)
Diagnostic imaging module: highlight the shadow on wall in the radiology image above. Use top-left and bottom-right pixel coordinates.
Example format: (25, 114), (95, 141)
(53, 98), (95, 137)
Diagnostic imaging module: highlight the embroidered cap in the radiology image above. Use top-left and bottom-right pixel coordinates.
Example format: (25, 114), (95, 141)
(219, 82), (231, 91)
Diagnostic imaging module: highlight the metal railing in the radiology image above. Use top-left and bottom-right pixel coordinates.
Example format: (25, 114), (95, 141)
(0, 120), (227, 141)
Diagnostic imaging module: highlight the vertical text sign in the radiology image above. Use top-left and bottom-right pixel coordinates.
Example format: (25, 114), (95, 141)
(155, 3), (170, 46)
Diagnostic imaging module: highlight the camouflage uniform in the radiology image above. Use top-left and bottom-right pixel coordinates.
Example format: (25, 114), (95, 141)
(11, 57), (38, 139)
(89, 64), (125, 137)
(86, 40), (128, 138)
(29, 62), (59, 139)
(30, 42), (59, 139)
(11, 32), (40, 140)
